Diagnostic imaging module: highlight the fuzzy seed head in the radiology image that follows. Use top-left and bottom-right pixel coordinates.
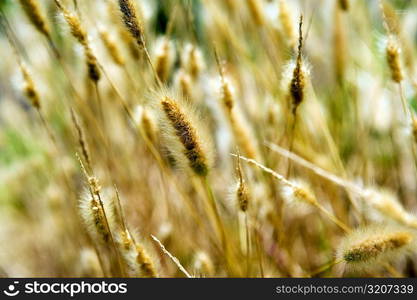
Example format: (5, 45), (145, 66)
(221, 78), (235, 111)
(344, 233), (411, 262)
(88, 176), (101, 195)
(100, 30), (125, 66)
(235, 154), (249, 212)
(57, 1), (87, 46)
(281, 180), (317, 206)
(218, 78), (259, 160)
(154, 38), (175, 82)
(19, 0), (50, 38)
(118, 0), (145, 48)
(114, 229), (157, 277)
(79, 190), (112, 245)
(236, 180), (249, 212)
(134, 105), (157, 143)
(386, 37), (403, 83)
(290, 60), (305, 112)
(175, 69), (193, 101)
(182, 44), (205, 80)
(135, 244), (158, 278)
(159, 95), (212, 176)
(336, 225), (415, 273)
(20, 64), (41, 109)
(115, 230), (137, 274)
(288, 15), (306, 114)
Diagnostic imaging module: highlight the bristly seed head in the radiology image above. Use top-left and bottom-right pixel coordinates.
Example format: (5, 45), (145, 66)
(100, 30), (125, 66)
(336, 225), (415, 273)
(154, 38), (175, 83)
(79, 189), (113, 246)
(118, 0), (145, 48)
(289, 15), (305, 115)
(235, 153), (249, 212)
(20, 63), (41, 109)
(386, 37), (403, 83)
(159, 95), (211, 177)
(55, 0), (87, 46)
(343, 232), (411, 262)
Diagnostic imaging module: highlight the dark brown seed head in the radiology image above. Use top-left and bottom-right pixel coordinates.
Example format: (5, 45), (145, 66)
(289, 15), (305, 114)
(85, 47), (101, 82)
(118, 0), (145, 48)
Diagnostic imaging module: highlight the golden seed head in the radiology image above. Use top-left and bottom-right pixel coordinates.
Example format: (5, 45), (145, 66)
(236, 180), (249, 212)
(343, 232), (412, 263)
(336, 226), (415, 273)
(182, 44), (205, 80)
(236, 154), (249, 212)
(281, 179), (317, 207)
(217, 69), (260, 160)
(134, 105), (157, 143)
(115, 229), (157, 278)
(386, 37), (403, 83)
(292, 186), (317, 206)
(135, 244), (158, 278)
(160, 96), (211, 176)
(19, 0), (50, 38)
(118, 0), (145, 48)
(154, 38), (175, 82)
(221, 78), (235, 111)
(120, 230), (134, 250)
(100, 30), (125, 66)
(79, 190), (111, 245)
(56, 0), (87, 46)
(20, 63), (41, 109)
(88, 176), (101, 195)
(175, 69), (193, 101)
